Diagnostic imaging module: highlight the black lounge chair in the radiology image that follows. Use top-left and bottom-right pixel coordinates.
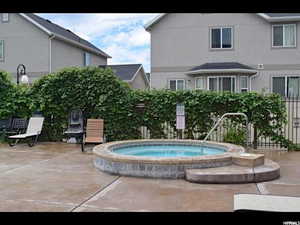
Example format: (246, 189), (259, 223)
(64, 109), (84, 144)
(8, 117), (44, 147)
(0, 118), (13, 140)
(3, 118), (28, 141)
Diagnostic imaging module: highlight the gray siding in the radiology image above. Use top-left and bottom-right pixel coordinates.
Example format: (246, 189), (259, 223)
(51, 38), (107, 72)
(150, 13), (300, 92)
(0, 13), (107, 83)
(130, 69), (149, 90)
(0, 13), (49, 81)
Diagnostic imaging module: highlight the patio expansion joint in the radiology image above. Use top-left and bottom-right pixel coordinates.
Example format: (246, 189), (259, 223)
(70, 175), (121, 212)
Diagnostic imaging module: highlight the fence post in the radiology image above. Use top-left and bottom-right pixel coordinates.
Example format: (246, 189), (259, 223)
(253, 125), (258, 149)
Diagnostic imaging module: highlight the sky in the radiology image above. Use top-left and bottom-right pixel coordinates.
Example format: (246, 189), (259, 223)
(37, 13), (159, 73)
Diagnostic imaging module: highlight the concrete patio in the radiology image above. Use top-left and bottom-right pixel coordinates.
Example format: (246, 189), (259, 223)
(0, 142), (299, 212)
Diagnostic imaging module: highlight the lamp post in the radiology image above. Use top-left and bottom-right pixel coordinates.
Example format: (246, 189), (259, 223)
(17, 64), (29, 85)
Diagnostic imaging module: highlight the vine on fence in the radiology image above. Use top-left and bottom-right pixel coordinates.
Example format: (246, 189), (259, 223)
(0, 67), (293, 149)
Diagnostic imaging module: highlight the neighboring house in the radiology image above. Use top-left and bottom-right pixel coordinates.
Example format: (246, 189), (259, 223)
(102, 64), (149, 90)
(0, 13), (111, 83)
(145, 13), (300, 98)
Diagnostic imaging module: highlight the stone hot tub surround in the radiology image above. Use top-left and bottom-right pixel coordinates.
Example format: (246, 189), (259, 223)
(93, 139), (245, 179)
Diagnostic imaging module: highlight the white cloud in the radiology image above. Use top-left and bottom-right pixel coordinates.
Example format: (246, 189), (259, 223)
(104, 43), (150, 71)
(38, 13), (159, 72)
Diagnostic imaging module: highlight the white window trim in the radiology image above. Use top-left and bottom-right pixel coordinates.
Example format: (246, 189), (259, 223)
(272, 75), (300, 98)
(0, 40), (4, 61)
(169, 79), (185, 90)
(210, 27), (233, 50)
(240, 76), (249, 92)
(272, 24), (297, 48)
(2, 13), (9, 22)
(207, 76), (237, 92)
(84, 52), (91, 66)
(195, 77), (206, 90)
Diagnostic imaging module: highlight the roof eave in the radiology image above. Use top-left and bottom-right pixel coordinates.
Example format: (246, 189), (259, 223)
(19, 13), (111, 58)
(53, 34), (111, 58)
(186, 69), (257, 75)
(19, 13), (53, 36)
(257, 13), (300, 22)
(144, 13), (167, 31)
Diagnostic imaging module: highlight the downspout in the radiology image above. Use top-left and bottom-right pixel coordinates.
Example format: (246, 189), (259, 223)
(250, 71), (260, 92)
(49, 34), (55, 73)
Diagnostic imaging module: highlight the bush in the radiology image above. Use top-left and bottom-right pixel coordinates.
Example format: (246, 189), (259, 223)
(0, 67), (291, 149)
(29, 66), (140, 141)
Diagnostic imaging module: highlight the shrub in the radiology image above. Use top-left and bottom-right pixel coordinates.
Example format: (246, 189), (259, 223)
(0, 67), (291, 149)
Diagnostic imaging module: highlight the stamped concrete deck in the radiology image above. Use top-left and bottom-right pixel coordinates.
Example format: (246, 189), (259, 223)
(0, 142), (299, 212)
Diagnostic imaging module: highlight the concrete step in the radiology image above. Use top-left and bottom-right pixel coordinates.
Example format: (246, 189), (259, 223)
(185, 159), (280, 184)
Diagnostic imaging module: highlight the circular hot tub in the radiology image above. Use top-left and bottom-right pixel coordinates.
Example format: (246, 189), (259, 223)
(93, 139), (245, 179)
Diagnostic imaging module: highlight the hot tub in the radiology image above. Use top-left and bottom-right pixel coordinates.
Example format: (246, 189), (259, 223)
(93, 139), (245, 179)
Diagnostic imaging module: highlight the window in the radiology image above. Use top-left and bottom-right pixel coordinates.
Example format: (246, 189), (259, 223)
(84, 52), (91, 66)
(210, 27), (232, 49)
(240, 76), (248, 92)
(0, 40), (4, 61)
(272, 76), (300, 98)
(272, 77), (286, 97)
(272, 24), (296, 47)
(169, 79), (185, 90)
(195, 77), (205, 90)
(208, 76), (236, 92)
(2, 13), (9, 22)
(288, 77), (300, 97)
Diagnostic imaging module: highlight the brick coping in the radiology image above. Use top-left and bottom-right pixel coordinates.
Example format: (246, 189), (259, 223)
(93, 139), (245, 165)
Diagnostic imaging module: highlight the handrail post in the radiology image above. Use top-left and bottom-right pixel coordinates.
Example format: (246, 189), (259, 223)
(203, 113), (249, 147)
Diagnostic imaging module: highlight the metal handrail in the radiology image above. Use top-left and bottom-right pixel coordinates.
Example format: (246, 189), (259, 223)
(203, 113), (249, 146)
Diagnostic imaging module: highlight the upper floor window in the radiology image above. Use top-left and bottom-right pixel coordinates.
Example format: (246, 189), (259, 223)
(210, 27), (233, 49)
(272, 24), (296, 48)
(169, 79), (185, 90)
(84, 52), (91, 66)
(273, 76), (300, 98)
(0, 40), (4, 61)
(2, 13), (9, 22)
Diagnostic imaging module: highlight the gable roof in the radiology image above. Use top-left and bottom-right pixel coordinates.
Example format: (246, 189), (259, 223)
(145, 13), (300, 31)
(100, 64), (149, 86)
(19, 13), (111, 58)
(106, 64), (144, 80)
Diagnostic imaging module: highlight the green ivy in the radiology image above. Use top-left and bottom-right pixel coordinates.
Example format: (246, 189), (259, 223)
(0, 67), (294, 150)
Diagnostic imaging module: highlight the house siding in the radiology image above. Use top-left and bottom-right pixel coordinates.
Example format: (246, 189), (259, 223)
(130, 69), (149, 90)
(0, 13), (108, 83)
(150, 13), (300, 93)
(51, 38), (107, 72)
(0, 13), (49, 82)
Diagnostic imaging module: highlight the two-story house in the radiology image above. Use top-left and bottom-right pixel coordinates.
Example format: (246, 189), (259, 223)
(0, 13), (111, 83)
(145, 13), (300, 98)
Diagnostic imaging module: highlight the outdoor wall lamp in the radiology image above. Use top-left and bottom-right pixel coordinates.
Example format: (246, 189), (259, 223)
(17, 64), (29, 85)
